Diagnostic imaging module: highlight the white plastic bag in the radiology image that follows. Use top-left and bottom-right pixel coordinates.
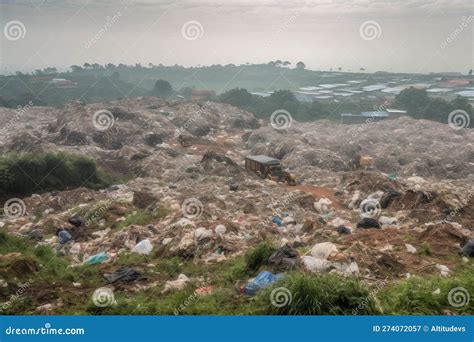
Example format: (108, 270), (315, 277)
(132, 239), (153, 255)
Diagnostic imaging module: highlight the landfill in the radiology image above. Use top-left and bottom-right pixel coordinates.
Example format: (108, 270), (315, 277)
(0, 97), (472, 314)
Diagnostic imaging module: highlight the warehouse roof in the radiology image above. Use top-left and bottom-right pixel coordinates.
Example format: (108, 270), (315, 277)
(245, 155), (281, 165)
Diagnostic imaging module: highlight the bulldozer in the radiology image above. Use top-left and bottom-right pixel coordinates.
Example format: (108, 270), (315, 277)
(244, 155), (296, 185)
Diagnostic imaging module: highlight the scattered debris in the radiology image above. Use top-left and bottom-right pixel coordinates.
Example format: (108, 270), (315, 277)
(244, 271), (283, 296)
(103, 267), (141, 284)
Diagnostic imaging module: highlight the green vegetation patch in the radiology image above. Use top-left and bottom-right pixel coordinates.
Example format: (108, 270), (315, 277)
(0, 152), (114, 197)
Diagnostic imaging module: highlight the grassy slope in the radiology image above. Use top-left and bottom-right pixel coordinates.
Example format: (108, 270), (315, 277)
(0, 236), (472, 315)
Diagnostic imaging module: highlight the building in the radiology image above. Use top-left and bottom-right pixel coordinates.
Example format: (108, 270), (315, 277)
(386, 108), (408, 119)
(191, 89), (216, 102)
(50, 78), (77, 89)
(341, 111), (389, 124)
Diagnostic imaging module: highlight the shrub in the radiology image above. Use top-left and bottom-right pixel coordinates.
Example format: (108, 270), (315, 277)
(244, 241), (277, 272)
(378, 266), (474, 315)
(0, 152), (113, 196)
(254, 272), (380, 315)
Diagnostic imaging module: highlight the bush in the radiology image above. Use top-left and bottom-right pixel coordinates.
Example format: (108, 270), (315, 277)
(254, 272), (380, 315)
(378, 266), (474, 315)
(0, 152), (113, 197)
(244, 241), (277, 272)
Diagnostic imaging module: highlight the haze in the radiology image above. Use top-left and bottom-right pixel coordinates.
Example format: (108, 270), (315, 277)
(0, 0), (473, 74)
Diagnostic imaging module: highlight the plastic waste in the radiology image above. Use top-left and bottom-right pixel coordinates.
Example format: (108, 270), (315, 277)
(310, 242), (338, 259)
(85, 251), (108, 265)
(103, 267), (141, 284)
(132, 239), (153, 255)
(271, 215), (283, 227)
(58, 230), (72, 244)
(268, 245), (300, 271)
(301, 256), (331, 272)
(460, 239), (474, 257)
(244, 271), (284, 295)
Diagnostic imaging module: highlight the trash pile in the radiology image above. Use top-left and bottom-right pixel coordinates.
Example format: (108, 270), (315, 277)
(0, 98), (472, 314)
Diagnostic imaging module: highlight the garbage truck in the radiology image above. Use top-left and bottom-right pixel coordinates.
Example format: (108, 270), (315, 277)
(244, 155), (296, 185)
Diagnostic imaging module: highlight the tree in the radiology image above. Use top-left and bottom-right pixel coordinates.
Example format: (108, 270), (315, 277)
(275, 60), (282, 67)
(83, 63), (91, 69)
(296, 61), (306, 70)
(360, 67), (365, 72)
(43, 67), (57, 74)
(219, 88), (253, 108)
(283, 61), (291, 66)
(152, 79), (173, 98)
(338, 67), (342, 72)
(70, 65), (83, 72)
(469, 69), (473, 76)
(394, 87), (430, 118)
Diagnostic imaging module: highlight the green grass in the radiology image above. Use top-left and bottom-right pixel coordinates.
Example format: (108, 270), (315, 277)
(244, 241), (277, 272)
(1, 230), (473, 315)
(0, 231), (103, 314)
(377, 265), (474, 315)
(253, 272), (379, 315)
(419, 243), (432, 256)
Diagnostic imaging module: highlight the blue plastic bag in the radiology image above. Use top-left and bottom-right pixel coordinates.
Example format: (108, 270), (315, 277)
(244, 271), (284, 296)
(271, 216), (283, 227)
(85, 251), (108, 265)
(58, 230), (72, 244)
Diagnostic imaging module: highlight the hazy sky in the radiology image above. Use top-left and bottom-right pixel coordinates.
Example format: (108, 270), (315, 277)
(0, 0), (472, 74)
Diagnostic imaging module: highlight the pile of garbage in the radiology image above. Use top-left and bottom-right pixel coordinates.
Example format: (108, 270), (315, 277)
(246, 117), (474, 180)
(0, 98), (472, 313)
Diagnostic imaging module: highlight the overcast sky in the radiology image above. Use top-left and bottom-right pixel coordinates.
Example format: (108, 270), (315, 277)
(0, 0), (472, 74)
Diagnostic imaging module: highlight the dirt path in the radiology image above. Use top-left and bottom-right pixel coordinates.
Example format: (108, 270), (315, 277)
(287, 184), (344, 210)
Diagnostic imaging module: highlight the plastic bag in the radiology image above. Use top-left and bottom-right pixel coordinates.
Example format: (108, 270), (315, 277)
(132, 239), (153, 255)
(244, 271), (284, 295)
(85, 251), (108, 265)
